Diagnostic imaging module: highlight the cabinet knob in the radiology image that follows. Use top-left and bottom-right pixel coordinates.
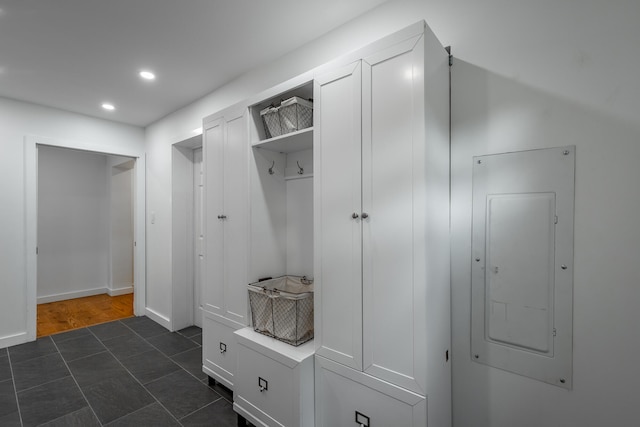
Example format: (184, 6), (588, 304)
(361, 212), (369, 219)
(352, 213), (359, 219)
(217, 214), (227, 220)
(219, 342), (227, 354)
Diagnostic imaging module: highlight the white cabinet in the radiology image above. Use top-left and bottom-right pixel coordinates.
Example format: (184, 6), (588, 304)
(202, 106), (250, 389)
(313, 60), (363, 372)
(233, 328), (314, 427)
(202, 107), (249, 325)
(314, 21), (451, 427)
(315, 356), (426, 427)
(202, 311), (241, 389)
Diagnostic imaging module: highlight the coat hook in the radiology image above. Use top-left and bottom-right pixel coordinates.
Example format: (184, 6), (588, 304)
(297, 161), (304, 175)
(268, 161), (275, 175)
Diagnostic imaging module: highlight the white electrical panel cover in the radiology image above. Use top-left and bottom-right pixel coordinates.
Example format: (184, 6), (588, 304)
(471, 146), (575, 389)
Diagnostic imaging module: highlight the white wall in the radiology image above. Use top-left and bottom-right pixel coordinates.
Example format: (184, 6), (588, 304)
(37, 146), (110, 302)
(451, 61), (640, 427)
(0, 96), (144, 348)
(285, 149), (313, 277)
(144, 1), (640, 425)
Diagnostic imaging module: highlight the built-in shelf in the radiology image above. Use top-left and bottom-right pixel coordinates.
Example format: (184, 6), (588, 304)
(285, 173), (313, 181)
(252, 127), (313, 154)
(235, 327), (315, 365)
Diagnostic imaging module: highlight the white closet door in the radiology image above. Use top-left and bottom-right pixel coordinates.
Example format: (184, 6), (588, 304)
(222, 110), (249, 326)
(362, 35), (427, 394)
(314, 61), (363, 370)
(203, 118), (225, 316)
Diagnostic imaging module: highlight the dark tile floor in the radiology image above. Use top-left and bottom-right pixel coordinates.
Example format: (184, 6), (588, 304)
(0, 317), (237, 427)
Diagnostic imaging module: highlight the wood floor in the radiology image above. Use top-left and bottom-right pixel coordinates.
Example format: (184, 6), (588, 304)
(37, 293), (134, 337)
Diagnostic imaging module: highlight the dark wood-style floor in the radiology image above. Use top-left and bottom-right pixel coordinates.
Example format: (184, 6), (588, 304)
(37, 293), (134, 337)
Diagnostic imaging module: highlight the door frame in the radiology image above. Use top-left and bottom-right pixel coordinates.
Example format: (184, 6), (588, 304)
(171, 134), (203, 330)
(24, 135), (146, 341)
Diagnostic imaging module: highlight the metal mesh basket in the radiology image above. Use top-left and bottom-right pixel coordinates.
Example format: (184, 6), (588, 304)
(278, 97), (313, 135)
(248, 276), (314, 346)
(260, 105), (283, 139)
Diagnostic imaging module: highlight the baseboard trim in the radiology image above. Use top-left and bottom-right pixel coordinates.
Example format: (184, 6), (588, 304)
(145, 307), (171, 330)
(37, 287), (107, 304)
(0, 332), (29, 349)
(107, 285), (134, 296)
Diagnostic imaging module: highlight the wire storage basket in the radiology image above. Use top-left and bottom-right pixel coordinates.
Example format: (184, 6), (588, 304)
(260, 105), (283, 139)
(248, 275), (314, 346)
(278, 96), (313, 134)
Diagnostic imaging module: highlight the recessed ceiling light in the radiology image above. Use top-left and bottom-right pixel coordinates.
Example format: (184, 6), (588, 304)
(139, 70), (156, 80)
(102, 103), (115, 111)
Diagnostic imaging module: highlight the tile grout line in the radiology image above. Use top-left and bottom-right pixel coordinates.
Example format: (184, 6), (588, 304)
(177, 397), (223, 422)
(49, 335), (105, 426)
(8, 348), (58, 366)
(9, 351), (72, 394)
(11, 372), (72, 395)
(114, 321), (220, 423)
(119, 322), (207, 386)
(10, 318), (210, 427)
(101, 402), (166, 427)
(6, 347), (25, 427)
(90, 321), (186, 427)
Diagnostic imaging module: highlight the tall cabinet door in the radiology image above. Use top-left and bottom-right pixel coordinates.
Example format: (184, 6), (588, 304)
(314, 61), (363, 370)
(222, 110), (248, 326)
(203, 117), (225, 317)
(361, 34), (427, 395)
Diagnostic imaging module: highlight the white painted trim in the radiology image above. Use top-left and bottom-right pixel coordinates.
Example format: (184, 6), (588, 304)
(0, 332), (29, 350)
(24, 138), (38, 342)
(145, 307), (172, 331)
(37, 287), (109, 304)
(24, 134), (146, 344)
(171, 140), (199, 331)
(133, 153), (147, 316)
(107, 285), (134, 297)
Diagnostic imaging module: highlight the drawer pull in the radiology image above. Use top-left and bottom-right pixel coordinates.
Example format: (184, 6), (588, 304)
(219, 342), (227, 354)
(355, 411), (370, 427)
(258, 377), (268, 392)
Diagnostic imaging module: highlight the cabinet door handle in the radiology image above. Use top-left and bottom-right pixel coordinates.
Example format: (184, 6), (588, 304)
(217, 214), (227, 219)
(351, 212), (359, 219)
(258, 377), (268, 392)
(219, 342), (227, 354)
(361, 212), (369, 219)
(355, 411), (370, 427)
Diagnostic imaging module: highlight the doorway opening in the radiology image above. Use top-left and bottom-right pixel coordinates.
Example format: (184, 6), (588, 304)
(35, 146), (136, 336)
(172, 134), (203, 330)
(24, 135), (146, 342)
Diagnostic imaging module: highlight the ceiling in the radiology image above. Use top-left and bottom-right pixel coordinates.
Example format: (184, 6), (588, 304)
(0, 0), (388, 127)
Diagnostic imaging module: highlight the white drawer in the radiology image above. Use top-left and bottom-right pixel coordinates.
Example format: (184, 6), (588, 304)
(233, 328), (314, 427)
(202, 313), (241, 389)
(315, 355), (426, 427)
(236, 344), (294, 426)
